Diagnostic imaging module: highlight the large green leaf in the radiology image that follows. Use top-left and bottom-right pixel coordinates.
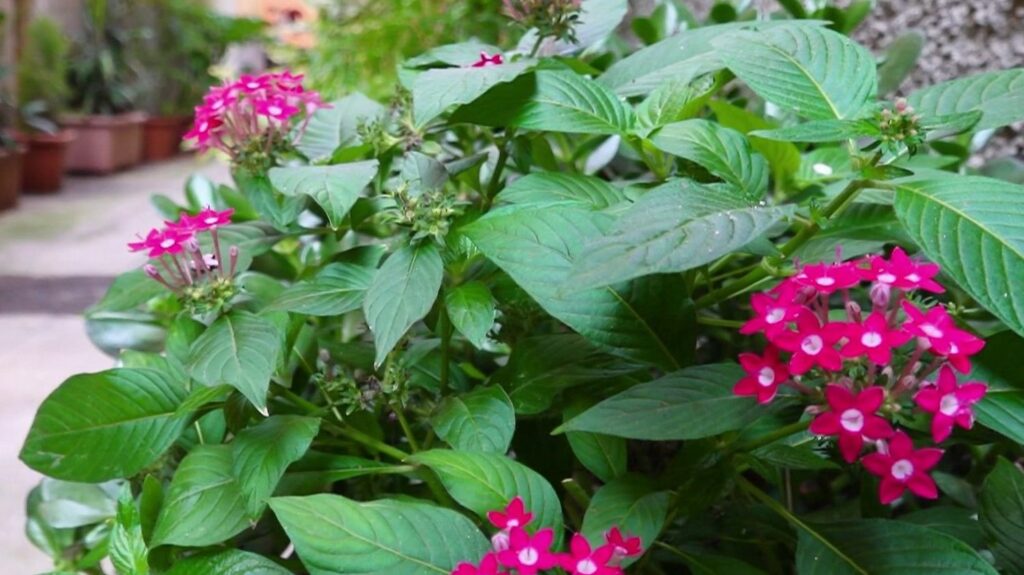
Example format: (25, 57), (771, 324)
(970, 331), (1024, 445)
(109, 484), (148, 575)
(901, 507), (985, 549)
(651, 119), (769, 196)
(558, 364), (761, 440)
(269, 161), (379, 229)
(908, 69), (1024, 132)
(564, 403), (626, 483)
(88, 269), (166, 313)
(581, 475), (669, 564)
(796, 519), (997, 574)
(568, 180), (792, 289)
(453, 70), (636, 135)
(980, 458), (1024, 572)
(413, 60), (535, 127)
(431, 386), (515, 454)
(892, 175), (1024, 337)
(189, 311), (283, 414)
(296, 93), (385, 161)
(269, 263), (374, 316)
(636, 76), (717, 136)
(707, 100), (801, 184)
(411, 449), (563, 535)
(464, 205), (691, 369)
(713, 24), (876, 120)
(232, 415), (320, 518)
(270, 495), (489, 574)
(363, 243), (444, 368)
(151, 445), (249, 547)
(497, 172), (627, 210)
(444, 281), (496, 349)
(166, 550), (291, 575)
(20, 368), (188, 482)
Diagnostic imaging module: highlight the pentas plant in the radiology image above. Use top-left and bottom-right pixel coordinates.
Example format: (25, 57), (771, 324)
(735, 248), (988, 503)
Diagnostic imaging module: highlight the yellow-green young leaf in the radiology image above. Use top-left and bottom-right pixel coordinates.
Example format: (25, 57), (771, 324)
(270, 495), (489, 574)
(269, 161), (379, 230)
(109, 483), (148, 575)
(581, 475), (669, 565)
(188, 311), (283, 414)
(411, 450), (563, 537)
(20, 368), (189, 482)
(231, 415), (320, 519)
(908, 68), (1024, 132)
(269, 263), (374, 316)
(444, 282), (496, 349)
(651, 119), (769, 197)
(151, 445), (249, 548)
(165, 550), (291, 575)
(796, 519), (997, 575)
(363, 243), (444, 368)
(892, 175), (1024, 338)
(296, 93), (385, 162)
(559, 364), (761, 440)
(412, 60), (535, 127)
(431, 386), (515, 454)
(713, 23), (877, 120)
(980, 458), (1024, 573)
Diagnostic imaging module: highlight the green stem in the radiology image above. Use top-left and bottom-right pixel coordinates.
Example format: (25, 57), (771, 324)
(696, 316), (745, 328)
(481, 135), (513, 211)
(438, 298), (451, 395)
(325, 420), (411, 462)
(394, 407), (421, 452)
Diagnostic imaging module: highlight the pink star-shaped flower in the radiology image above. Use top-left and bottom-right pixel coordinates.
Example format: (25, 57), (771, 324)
(914, 365), (988, 442)
(840, 312), (912, 365)
(236, 73), (270, 93)
(734, 346), (790, 404)
(127, 228), (193, 258)
(559, 534), (621, 575)
(183, 114), (223, 150)
(255, 96), (299, 122)
(861, 431), (943, 504)
(471, 51), (504, 67)
(451, 553), (501, 575)
(861, 247), (944, 293)
(792, 261), (861, 294)
(810, 385), (894, 462)
(901, 301), (985, 372)
(202, 85), (237, 115)
(774, 314), (845, 375)
(740, 282), (805, 339)
(498, 527), (558, 575)
(170, 207), (234, 233)
(603, 527), (642, 559)
(487, 497), (533, 531)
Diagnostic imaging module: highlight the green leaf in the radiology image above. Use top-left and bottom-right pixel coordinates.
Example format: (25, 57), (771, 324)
(892, 175), (1024, 338)
(564, 403), (626, 482)
(432, 386), (514, 454)
(411, 449), (563, 535)
(232, 415), (320, 519)
(197, 221), (275, 274)
(970, 331), (1024, 446)
(151, 445), (249, 547)
(794, 203), (907, 264)
(297, 93), (385, 162)
(636, 76), (717, 135)
(651, 119), (769, 196)
(750, 443), (837, 471)
(707, 100), (801, 183)
(796, 518), (998, 575)
(189, 311), (283, 414)
(901, 507), (985, 549)
(36, 479), (120, 528)
(568, 181), (792, 289)
(269, 263), (374, 316)
(110, 484), (148, 575)
(270, 494), (489, 574)
(269, 161), (379, 229)
(497, 172), (628, 210)
(581, 475), (669, 563)
(464, 205), (691, 369)
(412, 60), (535, 127)
(908, 68), (1024, 132)
(559, 364), (761, 440)
(980, 458), (1024, 572)
(444, 282), (496, 349)
(165, 550), (291, 575)
(877, 32), (924, 95)
(363, 243), (444, 368)
(453, 70), (636, 135)
(20, 368), (188, 482)
(713, 24), (877, 120)
(87, 269), (165, 313)
(751, 119), (878, 143)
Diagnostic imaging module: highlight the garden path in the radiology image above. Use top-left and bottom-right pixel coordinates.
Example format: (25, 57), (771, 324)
(0, 157), (230, 572)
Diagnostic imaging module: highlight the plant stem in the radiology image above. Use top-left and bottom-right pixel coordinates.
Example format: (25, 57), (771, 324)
(438, 297), (451, 394)
(482, 136), (512, 211)
(696, 316), (745, 328)
(394, 407), (420, 452)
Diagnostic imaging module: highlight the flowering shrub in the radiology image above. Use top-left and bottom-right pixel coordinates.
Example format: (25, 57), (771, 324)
(19, 1), (1024, 574)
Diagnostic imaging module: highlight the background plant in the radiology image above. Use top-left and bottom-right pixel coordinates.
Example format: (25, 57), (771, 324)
(67, 0), (142, 115)
(20, 1), (1024, 574)
(17, 17), (70, 133)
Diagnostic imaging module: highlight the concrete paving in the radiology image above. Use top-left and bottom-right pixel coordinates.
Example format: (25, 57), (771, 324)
(0, 156), (230, 572)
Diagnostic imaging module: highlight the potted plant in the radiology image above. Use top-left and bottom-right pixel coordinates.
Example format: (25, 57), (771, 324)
(136, 0), (264, 162)
(0, 10), (24, 210)
(63, 0), (145, 174)
(17, 17), (76, 193)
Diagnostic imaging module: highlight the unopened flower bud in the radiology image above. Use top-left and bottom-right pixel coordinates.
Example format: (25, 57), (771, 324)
(184, 238), (201, 253)
(491, 530), (511, 552)
(845, 300), (862, 322)
(895, 98), (908, 113)
(144, 264), (160, 278)
(870, 282), (891, 308)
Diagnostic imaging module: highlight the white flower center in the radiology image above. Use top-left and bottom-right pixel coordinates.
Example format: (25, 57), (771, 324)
(212, 100), (224, 110)
(801, 335), (824, 355)
(506, 519), (519, 528)
(268, 105), (283, 116)
(921, 324), (944, 338)
(199, 121), (209, 132)
(205, 216), (219, 225)
(766, 308), (786, 324)
(940, 394), (960, 416)
(949, 343), (959, 354)
(816, 276), (836, 287)
(758, 367), (775, 387)
(247, 81), (260, 89)
(906, 273), (921, 282)
(160, 239), (175, 248)
(518, 547), (539, 566)
(840, 408), (864, 432)
(891, 459), (914, 481)
(577, 559), (598, 575)
(861, 332), (883, 348)
(878, 272), (897, 284)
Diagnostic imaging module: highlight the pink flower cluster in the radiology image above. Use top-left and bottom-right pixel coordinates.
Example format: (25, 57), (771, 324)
(734, 248), (988, 504)
(453, 497), (642, 575)
(128, 207), (237, 290)
(184, 71), (328, 157)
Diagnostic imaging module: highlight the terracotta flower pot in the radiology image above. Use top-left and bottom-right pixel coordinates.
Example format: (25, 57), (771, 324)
(62, 112), (147, 174)
(20, 130), (77, 193)
(143, 115), (189, 162)
(0, 145), (26, 211)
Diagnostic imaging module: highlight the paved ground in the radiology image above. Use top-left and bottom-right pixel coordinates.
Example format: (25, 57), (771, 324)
(0, 157), (230, 572)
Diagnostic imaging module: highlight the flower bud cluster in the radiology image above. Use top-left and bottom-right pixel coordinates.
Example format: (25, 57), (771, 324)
(876, 98), (924, 154)
(502, 0), (583, 45)
(389, 185), (460, 242)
